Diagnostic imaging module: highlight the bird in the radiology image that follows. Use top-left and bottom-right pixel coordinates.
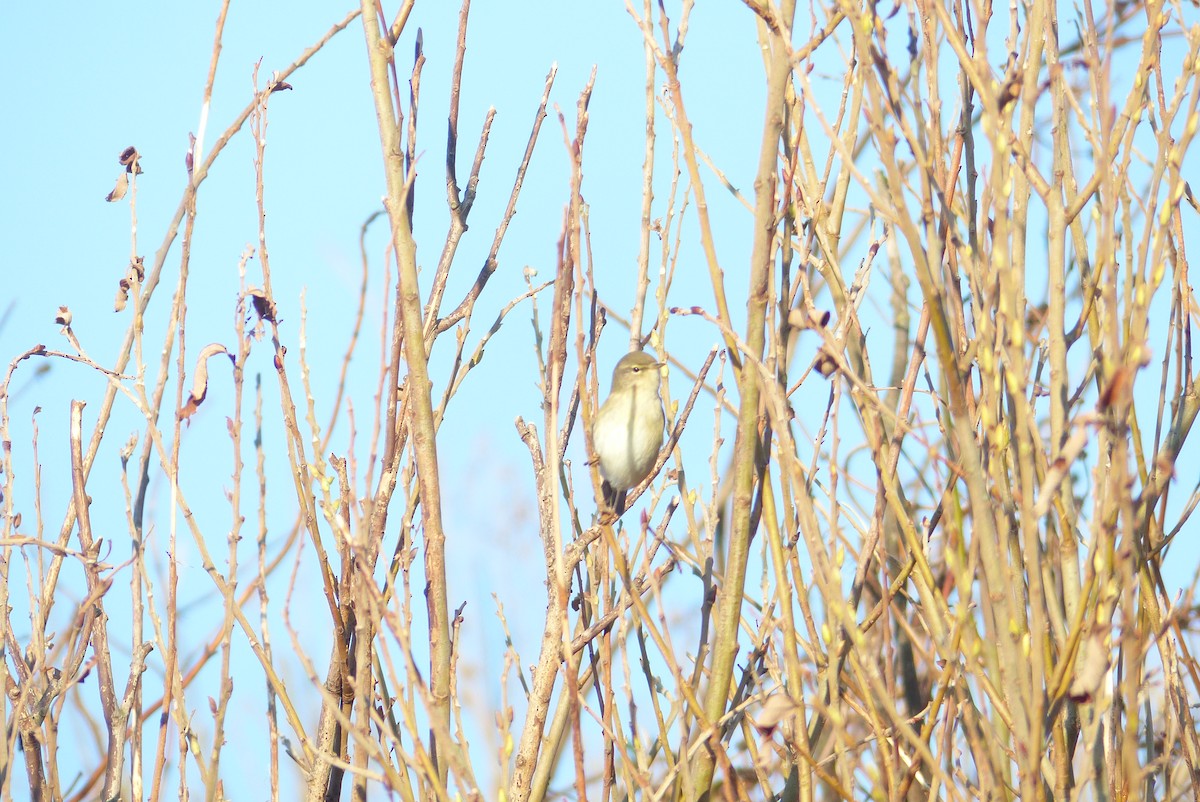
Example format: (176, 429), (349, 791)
(592, 350), (665, 515)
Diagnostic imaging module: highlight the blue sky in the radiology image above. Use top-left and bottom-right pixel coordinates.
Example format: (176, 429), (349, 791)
(0, 2), (773, 795)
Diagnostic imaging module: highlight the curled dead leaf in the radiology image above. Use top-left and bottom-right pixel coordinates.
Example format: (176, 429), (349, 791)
(1185, 181), (1200, 214)
(186, 133), (196, 178)
(114, 278), (131, 313)
(1098, 364), (1136, 412)
(180, 343), (234, 421)
(787, 306), (830, 331)
(752, 692), (802, 737)
(1068, 629), (1111, 703)
(55, 306), (72, 327)
(106, 173), (129, 203)
(246, 287), (278, 323)
(119, 146), (143, 175)
(115, 259), (145, 312)
(814, 348), (837, 378)
(268, 70), (293, 93)
(998, 69), (1023, 111)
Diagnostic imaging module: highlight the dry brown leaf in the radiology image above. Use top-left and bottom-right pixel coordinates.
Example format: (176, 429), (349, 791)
(1185, 181), (1200, 214)
(55, 306), (72, 327)
(787, 306), (830, 331)
(1098, 364), (1136, 412)
(246, 287), (278, 323)
(180, 343), (233, 421)
(119, 146), (142, 175)
(814, 348), (837, 378)
(114, 278), (130, 313)
(751, 692), (803, 736)
(185, 133), (196, 178)
(114, 259), (145, 313)
(1068, 629), (1111, 703)
(105, 172), (129, 203)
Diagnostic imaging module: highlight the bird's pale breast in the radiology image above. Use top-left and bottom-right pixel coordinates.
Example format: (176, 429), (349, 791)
(593, 386), (664, 490)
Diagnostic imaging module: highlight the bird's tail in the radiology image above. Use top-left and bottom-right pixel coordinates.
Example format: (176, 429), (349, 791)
(601, 480), (627, 516)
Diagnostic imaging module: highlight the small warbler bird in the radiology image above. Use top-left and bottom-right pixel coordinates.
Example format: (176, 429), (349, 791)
(592, 351), (665, 514)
